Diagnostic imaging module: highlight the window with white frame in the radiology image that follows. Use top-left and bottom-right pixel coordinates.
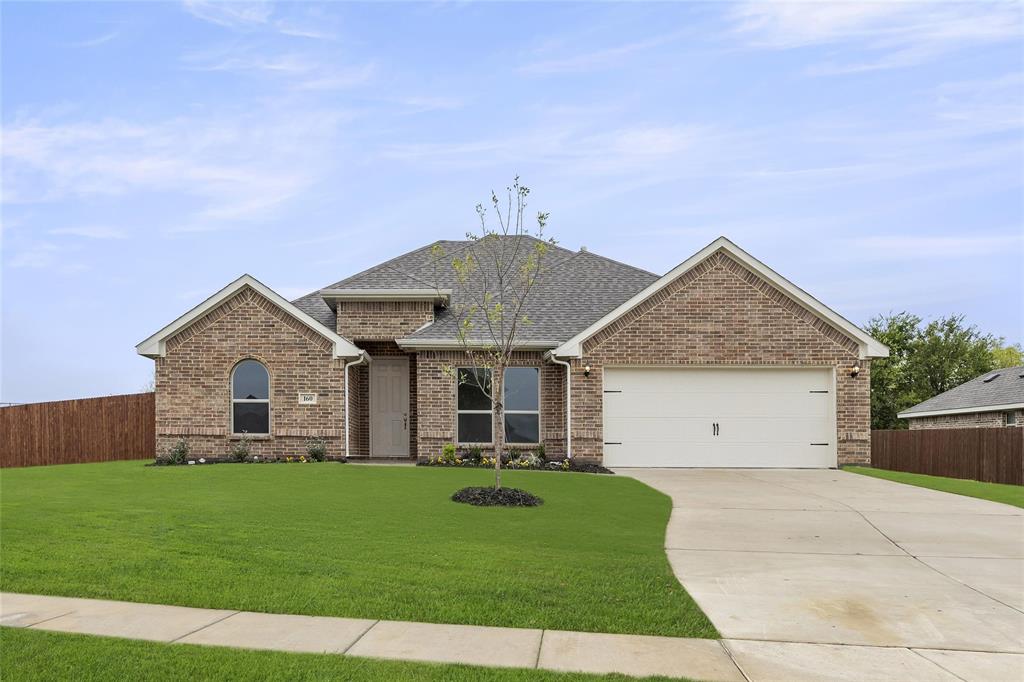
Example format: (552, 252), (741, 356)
(457, 368), (492, 443)
(503, 367), (539, 443)
(231, 359), (270, 434)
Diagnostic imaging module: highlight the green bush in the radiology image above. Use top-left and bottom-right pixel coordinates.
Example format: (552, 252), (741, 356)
(230, 434), (252, 462)
(305, 437), (327, 462)
(163, 438), (189, 465)
(440, 443), (457, 464)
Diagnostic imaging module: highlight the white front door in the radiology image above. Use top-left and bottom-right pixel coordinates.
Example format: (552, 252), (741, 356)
(370, 357), (410, 457)
(603, 367), (836, 468)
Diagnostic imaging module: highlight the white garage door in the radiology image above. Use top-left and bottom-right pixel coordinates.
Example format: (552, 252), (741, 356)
(603, 367), (836, 468)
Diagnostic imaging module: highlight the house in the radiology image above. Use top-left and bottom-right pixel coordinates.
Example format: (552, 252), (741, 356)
(898, 367), (1024, 429)
(136, 236), (888, 468)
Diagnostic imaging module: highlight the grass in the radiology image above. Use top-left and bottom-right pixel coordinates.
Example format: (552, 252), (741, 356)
(0, 628), (689, 682)
(845, 466), (1024, 508)
(0, 461), (715, 638)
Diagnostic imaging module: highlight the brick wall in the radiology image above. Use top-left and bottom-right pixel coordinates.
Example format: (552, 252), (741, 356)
(908, 410), (1022, 430)
(415, 350), (565, 460)
(156, 286), (346, 459)
(572, 251), (871, 465)
(336, 300), (433, 340)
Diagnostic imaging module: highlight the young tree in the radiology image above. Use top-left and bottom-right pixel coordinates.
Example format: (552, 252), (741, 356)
(431, 178), (552, 490)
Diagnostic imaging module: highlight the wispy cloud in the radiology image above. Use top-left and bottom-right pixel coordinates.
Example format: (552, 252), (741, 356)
(846, 233), (1024, 260)
(730, 1), (1022, 74)
(2, 108), (351, 230)
(182, 0), (272, 30)
(180, 45), (374, 89)
(519, 31), (685, 75)
(49, 226), (127, 239)
(69, 31), (120, 48)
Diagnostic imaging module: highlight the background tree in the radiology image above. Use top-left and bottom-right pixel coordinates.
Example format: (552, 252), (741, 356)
(867, 312), (1012, 429)
(432, 178), (552, 490)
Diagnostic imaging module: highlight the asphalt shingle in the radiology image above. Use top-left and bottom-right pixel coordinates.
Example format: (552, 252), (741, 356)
(291, 237), (658, 346)
(901, 366), (1024, 415)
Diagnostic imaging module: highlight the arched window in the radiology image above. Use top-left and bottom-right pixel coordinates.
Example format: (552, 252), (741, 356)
(231, 360), (270, 434)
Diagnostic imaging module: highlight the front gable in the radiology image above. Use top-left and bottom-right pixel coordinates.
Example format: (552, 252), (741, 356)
(553, 237), (888, 360)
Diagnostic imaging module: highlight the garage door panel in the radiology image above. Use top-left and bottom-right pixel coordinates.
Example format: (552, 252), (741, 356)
(603, 368), (836, 468)
(604, 392), (829, 419)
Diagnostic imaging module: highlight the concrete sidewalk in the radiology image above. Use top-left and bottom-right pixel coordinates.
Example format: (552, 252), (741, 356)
(4, 592), (1022, 681)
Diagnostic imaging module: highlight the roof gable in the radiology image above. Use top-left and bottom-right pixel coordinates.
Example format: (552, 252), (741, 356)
(551, 237), (889, 359)
(137, 275), (363, 360)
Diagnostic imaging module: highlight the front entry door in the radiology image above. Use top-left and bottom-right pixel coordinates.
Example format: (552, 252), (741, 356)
(370, 357), (410, 457)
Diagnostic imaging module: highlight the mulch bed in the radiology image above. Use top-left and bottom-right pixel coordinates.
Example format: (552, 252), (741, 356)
(418, 460), (615, 474)
(451, 486), (544, 507)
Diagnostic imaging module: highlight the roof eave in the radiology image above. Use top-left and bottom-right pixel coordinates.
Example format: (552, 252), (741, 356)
(898, 403), (1024, 419)
(395, 338), (559, 351)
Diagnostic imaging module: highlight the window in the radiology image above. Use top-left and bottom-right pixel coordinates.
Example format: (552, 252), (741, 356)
(232, 360), (269, 434)
(457, 368), (492, 443)
(456, 367), (541, 444)
(504, 367), (539, 443)
(1007, 412), (1018, 426)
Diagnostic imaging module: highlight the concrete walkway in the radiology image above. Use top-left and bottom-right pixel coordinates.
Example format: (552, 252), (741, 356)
(4, 592), (1022, 680)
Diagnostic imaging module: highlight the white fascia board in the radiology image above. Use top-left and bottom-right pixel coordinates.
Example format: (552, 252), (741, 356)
(898, 403), (1024, 419)
(136, 274), (364, 360)
(395, 338), (558, 351)
(551, 236), (890, 360)
(320, 288), (451, 302)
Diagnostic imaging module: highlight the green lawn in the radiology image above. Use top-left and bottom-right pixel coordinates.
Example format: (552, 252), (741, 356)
(0, 461), (715, 638)
(0, 628), (687, 682)
(845, 466), (1024, 508)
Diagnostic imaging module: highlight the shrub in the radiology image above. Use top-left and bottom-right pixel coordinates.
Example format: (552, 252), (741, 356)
(305, 437), (327, 462)
(163, 438), (190, 465)
(465, 446), (483, 464)
(536, 444), (546, 462)
(440, 443), (457, 464)
(230, 433), (252, 462)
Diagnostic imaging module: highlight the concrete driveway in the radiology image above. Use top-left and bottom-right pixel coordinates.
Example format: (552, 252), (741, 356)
(621, 469), (1024, 659)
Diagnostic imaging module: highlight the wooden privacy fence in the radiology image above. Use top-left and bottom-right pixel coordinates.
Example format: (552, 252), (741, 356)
(871, 427), (1023, 485)
(0, 393), (155, 468)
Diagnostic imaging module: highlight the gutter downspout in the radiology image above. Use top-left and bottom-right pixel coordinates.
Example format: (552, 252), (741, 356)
(344, 352), (369, 458)
(548, 355), (572, 459)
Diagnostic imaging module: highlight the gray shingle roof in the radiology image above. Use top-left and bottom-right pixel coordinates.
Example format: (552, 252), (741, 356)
(292, 237), (658, 346)
(900, 366), (1024, 416)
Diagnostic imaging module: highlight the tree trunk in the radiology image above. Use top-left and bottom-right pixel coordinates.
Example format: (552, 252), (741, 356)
(492, 365), (504, 490)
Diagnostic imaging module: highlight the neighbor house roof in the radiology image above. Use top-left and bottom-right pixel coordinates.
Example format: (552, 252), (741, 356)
(898, 366), (1024, 419)
(137, 275), (364, 360)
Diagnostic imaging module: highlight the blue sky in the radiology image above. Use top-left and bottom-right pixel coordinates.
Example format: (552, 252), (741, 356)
(2, 1), (1022, 403)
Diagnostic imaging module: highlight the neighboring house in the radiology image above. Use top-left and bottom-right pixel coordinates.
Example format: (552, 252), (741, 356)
(898, 367), (1024, 430)
(136, 236), (888, 468)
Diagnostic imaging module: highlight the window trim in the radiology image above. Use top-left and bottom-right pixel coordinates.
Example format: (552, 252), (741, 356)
(231, 359), (271, 436)
(456, 367), (493, 445)
(503, 367), (541, 445)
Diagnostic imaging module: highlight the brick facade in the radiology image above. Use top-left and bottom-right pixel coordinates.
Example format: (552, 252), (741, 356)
(154, 249), (877, 467)
(336, 300), (433, 341)
(155, 286), (347, 459)
(908, 410), (1022, 430)
(415, 350), (565, 460)
(570, 251), (871, 465)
